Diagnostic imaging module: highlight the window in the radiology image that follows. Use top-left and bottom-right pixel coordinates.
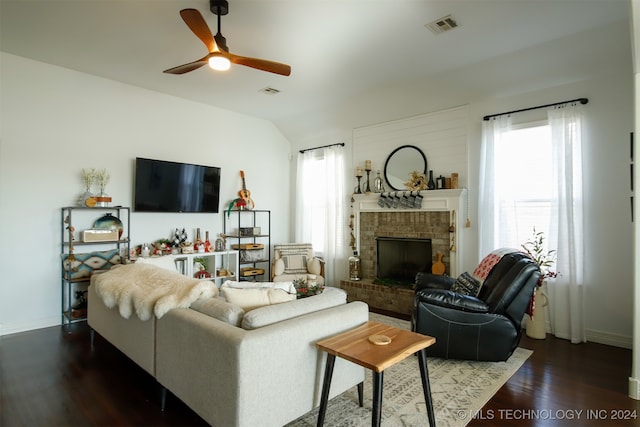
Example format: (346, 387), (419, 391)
(493, 122), (552, 247)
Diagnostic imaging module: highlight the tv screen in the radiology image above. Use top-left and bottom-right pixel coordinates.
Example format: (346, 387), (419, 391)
(134, 157), (221, 213)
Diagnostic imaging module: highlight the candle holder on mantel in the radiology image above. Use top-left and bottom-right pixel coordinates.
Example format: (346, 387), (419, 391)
(354, 167), (363, 194)
(364, 160), (372, 194)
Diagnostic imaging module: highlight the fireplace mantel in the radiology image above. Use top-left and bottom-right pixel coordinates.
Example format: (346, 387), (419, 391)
(352, 189), (467, 277)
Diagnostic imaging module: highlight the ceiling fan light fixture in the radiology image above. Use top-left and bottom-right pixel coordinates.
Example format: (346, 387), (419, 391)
(208, 54), (231, 71)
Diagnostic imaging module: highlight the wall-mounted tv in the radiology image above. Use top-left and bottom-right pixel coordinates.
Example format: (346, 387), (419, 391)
(134, 157), (221, 213)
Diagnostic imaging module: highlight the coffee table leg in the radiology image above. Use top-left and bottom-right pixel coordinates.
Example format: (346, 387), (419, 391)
(372, 371), (384, 427)
(317, 354), (336, 427)
(417, 349), (436, 427)
(357, 382), (364, 407)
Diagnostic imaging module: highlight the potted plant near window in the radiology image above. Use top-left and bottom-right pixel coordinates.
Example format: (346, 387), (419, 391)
(522, 228), (558, 339)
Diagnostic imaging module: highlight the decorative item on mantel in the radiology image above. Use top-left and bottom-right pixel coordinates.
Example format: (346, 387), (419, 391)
(354, 166), (363, 194)
(364, 160), (372, 194)
(427, 170), (436, 190)
(373, 170), (385, 193)
(405, 171), (428, 191)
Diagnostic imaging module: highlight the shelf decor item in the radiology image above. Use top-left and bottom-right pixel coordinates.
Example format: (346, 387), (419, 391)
(95, 169), (112, 207)
(79, 168), (97, 207)
(93, 213), (124, 238)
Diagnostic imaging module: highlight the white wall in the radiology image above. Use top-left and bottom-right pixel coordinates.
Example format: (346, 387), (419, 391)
(0, 53), (292, 335)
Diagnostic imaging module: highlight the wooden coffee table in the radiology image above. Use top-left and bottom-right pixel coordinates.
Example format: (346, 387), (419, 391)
(316, 321), (436, 427)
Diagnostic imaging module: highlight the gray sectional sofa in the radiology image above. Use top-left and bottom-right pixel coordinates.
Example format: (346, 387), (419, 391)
(87, 277), (368, 427)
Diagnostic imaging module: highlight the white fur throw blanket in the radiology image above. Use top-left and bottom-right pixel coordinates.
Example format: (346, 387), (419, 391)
(93, 263), (218, 321)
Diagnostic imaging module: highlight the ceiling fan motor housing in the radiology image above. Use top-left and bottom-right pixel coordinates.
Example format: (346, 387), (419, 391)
(210, 0), (229, 16)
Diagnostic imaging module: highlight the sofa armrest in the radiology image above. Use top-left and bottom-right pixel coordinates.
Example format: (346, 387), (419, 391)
(414, 272), (455, 292)
(417, 288), (489, 313)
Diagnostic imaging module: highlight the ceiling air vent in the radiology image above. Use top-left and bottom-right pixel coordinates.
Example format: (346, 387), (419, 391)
(260, 86), (281, 95)
(425, 15), (458, 35)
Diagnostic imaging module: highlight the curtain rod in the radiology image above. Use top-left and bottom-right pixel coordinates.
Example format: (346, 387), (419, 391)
(482, 97), (589, 121)
(299, 142), (345, 154)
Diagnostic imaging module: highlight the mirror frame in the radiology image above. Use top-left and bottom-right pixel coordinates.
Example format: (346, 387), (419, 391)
(383, 145), (428, 191)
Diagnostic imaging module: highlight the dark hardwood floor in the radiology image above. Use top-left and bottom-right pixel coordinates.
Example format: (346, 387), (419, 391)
(1, 319), (639, 427)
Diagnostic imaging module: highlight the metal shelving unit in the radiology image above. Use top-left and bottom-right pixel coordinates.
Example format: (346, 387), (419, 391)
(223, 210), (271, 281)
(60, 206), (130, 325)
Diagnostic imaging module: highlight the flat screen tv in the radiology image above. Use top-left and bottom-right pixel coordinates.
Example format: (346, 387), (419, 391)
(134, 157), (221, 213)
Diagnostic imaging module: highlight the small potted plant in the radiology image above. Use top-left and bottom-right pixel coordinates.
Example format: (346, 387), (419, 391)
(521, 227), (557, 339)
(521, 227), (558, 286)
(293, 277), (324, 299)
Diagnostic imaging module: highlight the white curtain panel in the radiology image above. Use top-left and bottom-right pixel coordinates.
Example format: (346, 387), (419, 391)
(546, 103), (586, 344)
(478, 115), (512, 258)
(478, 104), (585, 343)
(295, 145), (346, 285)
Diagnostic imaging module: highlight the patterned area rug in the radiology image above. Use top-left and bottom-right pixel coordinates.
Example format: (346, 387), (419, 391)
(287, 312), (532, 427)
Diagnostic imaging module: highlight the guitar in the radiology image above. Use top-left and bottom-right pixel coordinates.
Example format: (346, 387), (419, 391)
(238, 170), (255, 209)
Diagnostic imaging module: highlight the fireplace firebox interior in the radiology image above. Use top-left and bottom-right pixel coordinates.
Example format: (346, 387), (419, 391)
(376, 237), (432, 284)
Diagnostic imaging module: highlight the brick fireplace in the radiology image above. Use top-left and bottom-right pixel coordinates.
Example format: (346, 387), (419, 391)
(340, 190), (467, 316)
(359, 210), (450, 279)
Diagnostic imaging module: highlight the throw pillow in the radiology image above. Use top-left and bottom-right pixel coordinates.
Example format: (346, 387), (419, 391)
(62, 249), (121, 280)
(274, 258), (285, 276)
(190, 297), (245, 326)
(451, 272), (483, 297)
(281, 254), (308, 275)
(307, 257), (322, 275)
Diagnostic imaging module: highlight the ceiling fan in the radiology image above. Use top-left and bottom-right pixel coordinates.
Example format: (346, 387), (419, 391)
(163, 0), (291, 76)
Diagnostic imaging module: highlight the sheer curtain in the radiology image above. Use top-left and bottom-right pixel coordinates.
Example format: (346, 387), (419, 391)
(294, 145), (346, 286)
(478, 115), (512, 257)
(478, 103), (586, 343)
(546, 103), (586, 343)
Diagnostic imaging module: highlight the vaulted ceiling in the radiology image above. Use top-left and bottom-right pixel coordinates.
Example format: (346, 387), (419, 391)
(0, 0), (632, 142)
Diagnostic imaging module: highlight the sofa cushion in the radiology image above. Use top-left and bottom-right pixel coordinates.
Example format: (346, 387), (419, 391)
(190, 297), (245, 326)
(222, 287), (296, 312)
(241, 287), (347, 330)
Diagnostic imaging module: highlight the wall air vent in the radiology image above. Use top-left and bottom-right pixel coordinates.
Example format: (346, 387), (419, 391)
(425, 15), (458, 35)
(260, 86), (281, 95)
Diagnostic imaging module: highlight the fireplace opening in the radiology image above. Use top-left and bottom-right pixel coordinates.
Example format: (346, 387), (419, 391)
(376, 237), (432, 286)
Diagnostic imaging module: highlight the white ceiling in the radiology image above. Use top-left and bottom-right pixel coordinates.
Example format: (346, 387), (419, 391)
(0, 0), (632, 142)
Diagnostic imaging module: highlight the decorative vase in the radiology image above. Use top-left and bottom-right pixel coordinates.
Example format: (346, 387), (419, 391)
(427, 170), (436, 190)
(373, 170), (385, 193)
(93, 213), (123, 238)
(526, 287), (548, 339)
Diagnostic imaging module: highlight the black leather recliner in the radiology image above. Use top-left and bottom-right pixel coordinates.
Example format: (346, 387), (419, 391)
(412, 251), (540, 361)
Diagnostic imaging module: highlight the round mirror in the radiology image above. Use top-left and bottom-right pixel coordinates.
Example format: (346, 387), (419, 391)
(383, 145), (427, 191)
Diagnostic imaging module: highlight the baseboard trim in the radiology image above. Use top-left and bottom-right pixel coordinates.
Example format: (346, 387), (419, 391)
(586, 328), (632, 349)
(0, 316), (60, 337)
(629, 377), (640, 400)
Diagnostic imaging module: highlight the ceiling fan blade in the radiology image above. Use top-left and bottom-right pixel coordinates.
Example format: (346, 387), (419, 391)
(163, 56), (208, 74)
(180, 8), (217, 52)
(229, 54), (291, 76)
